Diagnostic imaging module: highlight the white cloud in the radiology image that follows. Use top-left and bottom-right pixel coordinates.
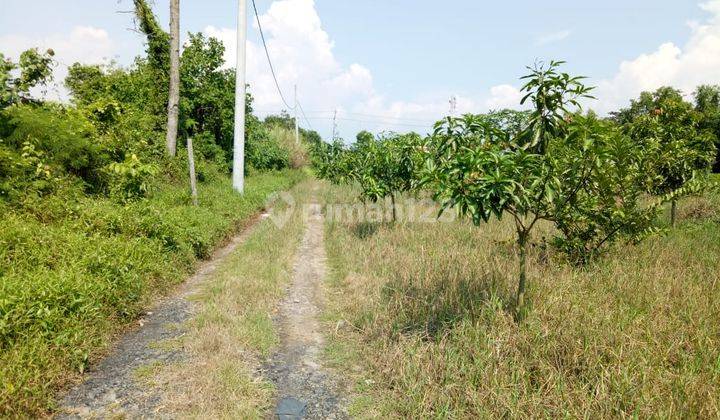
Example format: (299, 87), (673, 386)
(205, 0), (374, 118)
(202, 0), (720, 136)
(535, 29), (572, 46)
(0, 0), (527, 139)
(593, 0), (720, 113)
(0, 26), (115, 100)
(701, 0), (720, 15)
(485, 84), (524, 109)
(349, 94), (478, 134)
(204, 0), (528, 139)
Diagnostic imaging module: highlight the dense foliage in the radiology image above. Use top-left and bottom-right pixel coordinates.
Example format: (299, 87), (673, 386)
(614, 87), (717, 225)
(315, 131), (423, 221)
(0, 48), (55, 108)
(0, 170), (301, 415)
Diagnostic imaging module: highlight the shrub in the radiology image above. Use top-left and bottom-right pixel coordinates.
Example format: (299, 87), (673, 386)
(246, 128), (290, 172)
(620, 87), (717, 225)
(0, 140), (56, 201)
(267, 125), (309, 169)
(0, 169), (303, 416)
(0, 104), (108, 190)
(104, 154), (159, 202)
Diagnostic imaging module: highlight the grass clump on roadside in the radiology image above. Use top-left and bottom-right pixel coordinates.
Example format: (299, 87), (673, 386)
(148, 180), (312, 418)
(0, 170), (303, 416)
(322, 182), (720, 418)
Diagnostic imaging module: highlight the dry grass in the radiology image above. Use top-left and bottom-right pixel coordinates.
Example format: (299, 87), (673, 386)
(321, 182), (720, 418)
(145, 181), (313, 418)
(269, 126), (309, 169)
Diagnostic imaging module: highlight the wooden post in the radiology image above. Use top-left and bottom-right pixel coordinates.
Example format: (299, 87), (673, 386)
(187, 138), (198, 206)
(671, 199), (677, 227)
(390, 193), (397, 223)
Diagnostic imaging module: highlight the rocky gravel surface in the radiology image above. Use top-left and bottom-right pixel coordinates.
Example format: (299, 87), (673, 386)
(263, 203), (348, 419)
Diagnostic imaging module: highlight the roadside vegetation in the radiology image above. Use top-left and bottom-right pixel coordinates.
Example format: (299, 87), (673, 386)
(0, 1), (316, 415)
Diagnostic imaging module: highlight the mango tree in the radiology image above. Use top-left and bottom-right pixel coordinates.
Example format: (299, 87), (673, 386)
(313, 139), (355, 184)
(421, 61), (658, 317)
(694, 85), (720, 172)
(353, 132), (421, 222)
(621, 88), (716, 226)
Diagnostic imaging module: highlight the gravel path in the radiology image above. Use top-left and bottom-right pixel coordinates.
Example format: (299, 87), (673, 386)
(58, 215), (264, 419)
(264, 203), (348, 419)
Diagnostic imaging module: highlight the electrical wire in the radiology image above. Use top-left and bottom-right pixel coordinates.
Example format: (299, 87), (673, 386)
(335, 112), (431, 123)
(303, 116), (430, 129)
(254, 109), (433, 124)
(253, 110), (432, 128)
(297, 101), (314, 131)
(251, 0), (294, 110)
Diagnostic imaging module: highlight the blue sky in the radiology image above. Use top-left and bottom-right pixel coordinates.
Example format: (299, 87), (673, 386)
(1, 0), (719, 140)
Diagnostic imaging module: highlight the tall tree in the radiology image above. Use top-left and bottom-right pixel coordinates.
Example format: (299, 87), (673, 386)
(132, 0), (170, 135)
(166, 0), (180, 156)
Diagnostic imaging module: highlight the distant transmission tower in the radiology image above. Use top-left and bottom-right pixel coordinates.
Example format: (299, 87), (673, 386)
(332, 109), (338, 141)
(449, 95), (457, 116)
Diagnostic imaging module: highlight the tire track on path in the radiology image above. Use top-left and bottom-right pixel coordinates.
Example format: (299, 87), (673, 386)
(264, 200), (347, 419)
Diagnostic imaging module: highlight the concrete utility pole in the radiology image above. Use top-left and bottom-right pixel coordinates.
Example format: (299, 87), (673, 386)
(294, 84), (299, 144)
(233, 0), (247, 193)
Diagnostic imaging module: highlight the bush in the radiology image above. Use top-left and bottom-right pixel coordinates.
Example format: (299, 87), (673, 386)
(246, 128), (290, 171)
(104, 153), (159, 202)
(0, 140), (56, 201)
(0, 104), (108, 191)
(267, 125), (309, 169)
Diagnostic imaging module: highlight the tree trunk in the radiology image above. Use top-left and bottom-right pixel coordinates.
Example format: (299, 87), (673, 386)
(670, 199), (677, 227)
(165, 0), (180, 156)
(390, 193), (397, 223)
(516, 231), (529, 314)
(187, 137), (198, 206)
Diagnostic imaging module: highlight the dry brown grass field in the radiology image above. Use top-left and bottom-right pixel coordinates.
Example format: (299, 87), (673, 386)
(320, 181), (720, 418)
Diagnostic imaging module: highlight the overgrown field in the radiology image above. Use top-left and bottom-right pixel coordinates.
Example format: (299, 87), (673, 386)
(0, 169), (303, 416)
(322, 182), (720, 417)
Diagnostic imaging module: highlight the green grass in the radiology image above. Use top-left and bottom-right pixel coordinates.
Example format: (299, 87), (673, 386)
(0, 169), (304, 416)
(322, 182), (720, 418)
(133, 361), (165, 384)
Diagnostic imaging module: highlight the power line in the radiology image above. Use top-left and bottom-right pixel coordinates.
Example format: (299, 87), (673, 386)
(297, 101), (314, 131)
(250, 0), (293, 110)
(254, 110), (433, 128)
(254, 109), (434, 123)
(338, 112), (432, 123)
(304, 116), (430, 129)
